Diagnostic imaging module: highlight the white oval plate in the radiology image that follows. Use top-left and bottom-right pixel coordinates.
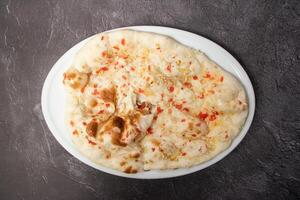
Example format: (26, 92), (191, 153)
(42, 26), (255, 179)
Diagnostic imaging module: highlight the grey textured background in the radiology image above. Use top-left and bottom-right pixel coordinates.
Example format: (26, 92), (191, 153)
(0, 0), (300, 199)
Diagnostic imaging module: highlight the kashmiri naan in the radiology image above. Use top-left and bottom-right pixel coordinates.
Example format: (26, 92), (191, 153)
(63, 30), (248, 173)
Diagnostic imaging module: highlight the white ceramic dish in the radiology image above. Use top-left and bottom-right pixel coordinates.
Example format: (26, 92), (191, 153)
(41, 26), (255, 179)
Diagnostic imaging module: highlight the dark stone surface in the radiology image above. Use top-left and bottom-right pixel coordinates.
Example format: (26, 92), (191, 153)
(0, 0), (299, 199)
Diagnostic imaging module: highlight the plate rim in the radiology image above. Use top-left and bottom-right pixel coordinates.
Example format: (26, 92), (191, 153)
(41, 25), (255, 179)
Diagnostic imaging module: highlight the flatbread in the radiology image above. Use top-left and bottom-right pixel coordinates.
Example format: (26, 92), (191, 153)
(63, 30), (248, 173)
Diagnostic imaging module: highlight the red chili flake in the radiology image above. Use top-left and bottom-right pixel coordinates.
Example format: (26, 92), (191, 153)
(183, 82), (192, 88)
(147, 127), (153, 134)
(96, 66), (108, 74)
(181, 119), (186, 122)
(101, 51), (107, 57)
(168, 98), (173, 103)
(105, 103), (110, 107)
(214, 111), (219, 115)
(88, 140), (97, 145)
(169, 86), (175, 93)
(80, 86), (86, 93)
(192, 75), (198, 80)
(181, 152), (187, 156)
(151, 147), (155, 152)
(121, 38), (126, 45)
(198, 112), (208, 120)
(220, 76), (224, 82)
(138, 88), (144, 93)
(130, 67), (135, 71)
(204, 72), (211, 78)
(100, 66), (108, 71)
(183, 108), (190, 112)
(153, 116), (158, 121)
(175, 104), (183, 110)
(121, 54), (128, 59)
(122, 75), (127, 80)
(196, 123), (201, 127)
(98, 110), (104, 114)
(101, 36), (104, 40)
(209, 114), (217, 121)
(198, 93), (204, 99)
(92, 89), (98, 95)
(157, 106), (164, 114)
(182, 100), (187, 104)
(113, 46), (119, 50)
(82, 122), (87, 126)
(72, 130), (78, 135)
(70, 121), (74, 127)
(166, 65), (172, 72)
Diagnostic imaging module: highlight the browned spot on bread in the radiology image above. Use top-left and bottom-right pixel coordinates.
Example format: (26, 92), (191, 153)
(111, 116), (127, 147)
(89, 99), (98, 107)
(65, 72), (76, 79)
(99, 87), (115, 102)
(188, 122), (194, 130)
(86, 121), (98, 137)
(124, 166), (138, 173)
(151, 139), (160, 146)
(124, 166), (132, 173)
(120, 161), (127, 166)
(105, 152), (111, 159)
(111, 130), (127, 147)
(88, 140), (97, 145)
(130, 152), (140, 158)
(112, 116), (125, 132)
(128, 112), (141, 125)
(63, 70), (89, 91)
(70, 120), (75, 127)
(70, 82), (81, 89)
(97, 136), (104, 142)
(136, 101), (152, 115)
(72, 130), (79, 135)
(81, 72), (91, 93)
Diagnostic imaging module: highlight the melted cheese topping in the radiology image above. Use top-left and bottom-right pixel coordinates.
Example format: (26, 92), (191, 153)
(63, 30), (248, 173)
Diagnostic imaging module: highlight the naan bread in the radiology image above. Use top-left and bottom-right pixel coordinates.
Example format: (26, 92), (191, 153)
(63, 30), (248, 173)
